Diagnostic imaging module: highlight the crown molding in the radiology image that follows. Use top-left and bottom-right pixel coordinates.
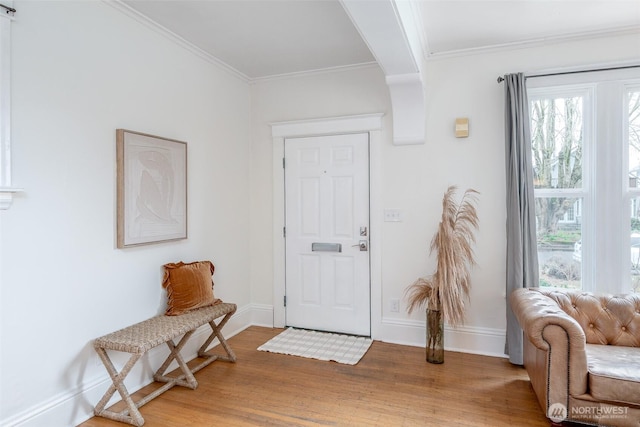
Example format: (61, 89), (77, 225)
(103, 0), (250, 83)
(425, 25), (640, 61)
(250, 61), (380, 85)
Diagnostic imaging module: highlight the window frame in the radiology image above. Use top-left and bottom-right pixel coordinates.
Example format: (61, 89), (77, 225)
(527, 68), (640, 294)
(528, 84), (594, 291)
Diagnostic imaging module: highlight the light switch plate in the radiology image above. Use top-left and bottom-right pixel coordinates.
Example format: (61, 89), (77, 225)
(384, 209), (403, 222)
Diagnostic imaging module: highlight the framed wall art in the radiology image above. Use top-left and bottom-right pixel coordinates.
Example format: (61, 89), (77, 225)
(116, 129), (187, 248)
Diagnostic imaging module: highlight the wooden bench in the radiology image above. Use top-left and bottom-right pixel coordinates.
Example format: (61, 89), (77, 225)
(93, 302), (237, 426)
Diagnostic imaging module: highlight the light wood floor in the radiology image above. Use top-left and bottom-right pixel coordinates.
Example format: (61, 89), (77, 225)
(80, 326), (549, 426)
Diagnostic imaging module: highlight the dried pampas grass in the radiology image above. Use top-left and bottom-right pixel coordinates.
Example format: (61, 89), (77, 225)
(406, 186), (479, 327)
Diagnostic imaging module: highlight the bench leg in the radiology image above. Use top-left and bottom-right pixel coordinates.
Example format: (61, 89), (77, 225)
(93, 308), (237, 426)
(94, 348), (145, 427)
(155, 310), (238, 385)
(198, 309), (237, 363)
(153, 330), (199, 389)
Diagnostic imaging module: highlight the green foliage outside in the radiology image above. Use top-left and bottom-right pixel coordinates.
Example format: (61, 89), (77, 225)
(537, 230), (581, 245)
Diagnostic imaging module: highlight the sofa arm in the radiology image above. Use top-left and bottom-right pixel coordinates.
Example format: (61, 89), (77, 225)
(510, 288), (589, 408)
(510, 288), (586, 351)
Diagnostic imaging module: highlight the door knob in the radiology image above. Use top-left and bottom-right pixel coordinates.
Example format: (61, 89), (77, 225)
(351, 240), (368, 251)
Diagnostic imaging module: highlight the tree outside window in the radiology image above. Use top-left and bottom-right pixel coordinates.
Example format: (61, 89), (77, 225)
(530, 75), (640, 294)
(530, 94), (584, 289)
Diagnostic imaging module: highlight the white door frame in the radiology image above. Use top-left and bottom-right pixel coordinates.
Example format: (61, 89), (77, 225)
(271, 114), (384, 337)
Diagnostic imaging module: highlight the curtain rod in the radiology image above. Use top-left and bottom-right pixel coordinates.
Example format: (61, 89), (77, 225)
(496, 64), (640, 83)
(0, 3), (15, 14)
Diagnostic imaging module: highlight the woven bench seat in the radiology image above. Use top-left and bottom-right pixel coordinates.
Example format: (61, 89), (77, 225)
(94, 303), (237, 354)
(93, 302), (237, 426)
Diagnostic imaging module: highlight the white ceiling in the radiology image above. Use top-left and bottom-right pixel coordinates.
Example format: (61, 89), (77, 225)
(121, 0), (640, 80)
(122, 0), (376, 78)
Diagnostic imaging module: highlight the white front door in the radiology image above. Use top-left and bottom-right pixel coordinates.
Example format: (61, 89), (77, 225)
(284, 133), (370, 336)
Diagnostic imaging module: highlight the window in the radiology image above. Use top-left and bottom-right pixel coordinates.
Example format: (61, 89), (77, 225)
(627, 87), (640, 290)
(529, 89), (586, 290)
(0, 3), (16, 209)
(528, 68), (640, 294)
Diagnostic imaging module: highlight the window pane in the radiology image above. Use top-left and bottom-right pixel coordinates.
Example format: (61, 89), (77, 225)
(632, 196), (640, 292)
(530, 96), (584, 189)
(536, 197), (582, 289)
(629, 90), (640, 187)
(629, 89), (640, 292)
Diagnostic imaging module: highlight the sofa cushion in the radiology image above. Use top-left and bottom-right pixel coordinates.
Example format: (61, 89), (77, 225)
(586, 343), (640, 405)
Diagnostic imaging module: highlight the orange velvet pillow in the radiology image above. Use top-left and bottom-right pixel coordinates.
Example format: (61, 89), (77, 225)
(162, 261), (220, 316)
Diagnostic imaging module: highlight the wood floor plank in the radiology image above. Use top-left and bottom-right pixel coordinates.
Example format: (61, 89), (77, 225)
(79, 326), (548, 426)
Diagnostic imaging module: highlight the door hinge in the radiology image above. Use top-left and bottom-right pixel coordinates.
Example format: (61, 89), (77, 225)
(283, 226), (286, 238)
(282, 157), (285, 168)
(284, 295), (287, 307)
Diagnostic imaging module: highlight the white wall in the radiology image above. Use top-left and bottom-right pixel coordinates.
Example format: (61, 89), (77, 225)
(1, 2), (639, 425)
(0, 1), (251, 426)
(249, 32), (640, 353)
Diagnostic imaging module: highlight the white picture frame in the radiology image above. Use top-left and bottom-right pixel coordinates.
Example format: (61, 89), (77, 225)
(116, 129), (187, 248)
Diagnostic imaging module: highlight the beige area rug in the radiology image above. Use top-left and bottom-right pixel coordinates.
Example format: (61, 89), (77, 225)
(257, 327), (373, 365)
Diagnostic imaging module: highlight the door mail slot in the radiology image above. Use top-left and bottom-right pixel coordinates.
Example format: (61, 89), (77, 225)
(312, 242), (342, 253)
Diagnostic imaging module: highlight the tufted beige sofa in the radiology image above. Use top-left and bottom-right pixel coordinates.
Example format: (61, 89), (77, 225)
(510, 288), (640, 427)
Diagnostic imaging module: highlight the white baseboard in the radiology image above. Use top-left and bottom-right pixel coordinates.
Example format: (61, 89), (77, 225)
(378, 316), (508, 358)
(1, 304), (506, 427)
(1, 303), (254, 427)
(232, 305), (507, 358)
(250, 303), (274, 327)
(231, 305), (507, 358)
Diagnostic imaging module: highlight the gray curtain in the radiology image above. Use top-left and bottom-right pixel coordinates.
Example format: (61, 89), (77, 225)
(504, 73), (539, 365)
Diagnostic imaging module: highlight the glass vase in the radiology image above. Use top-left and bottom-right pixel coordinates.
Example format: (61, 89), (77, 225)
(426, 307), (444, 364)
